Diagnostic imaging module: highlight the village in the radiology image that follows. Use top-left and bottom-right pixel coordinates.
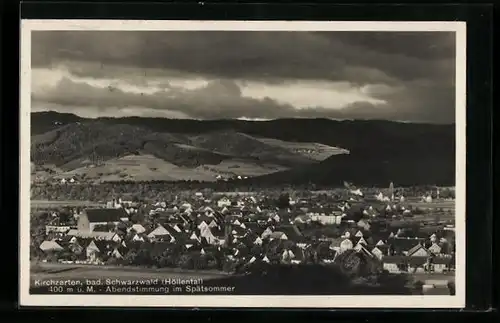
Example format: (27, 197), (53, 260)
(31, 183), (456, 295)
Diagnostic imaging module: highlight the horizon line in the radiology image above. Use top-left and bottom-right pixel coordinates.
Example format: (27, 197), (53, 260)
(31, 110), (456, 126)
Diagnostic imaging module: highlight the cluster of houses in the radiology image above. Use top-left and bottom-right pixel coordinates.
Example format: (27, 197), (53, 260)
(36, 190), (455, 277)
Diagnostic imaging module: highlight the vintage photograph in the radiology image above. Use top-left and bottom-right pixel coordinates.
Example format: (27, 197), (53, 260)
(20, 20), (466, 308)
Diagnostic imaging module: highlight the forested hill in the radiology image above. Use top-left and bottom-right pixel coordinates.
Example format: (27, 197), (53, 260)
(31, 112), (455, 186)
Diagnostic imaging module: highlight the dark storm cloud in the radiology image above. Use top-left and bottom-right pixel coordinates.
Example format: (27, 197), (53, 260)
(32, 31), (455, 85)
(32, 77), (299, 120)
(31, 30), (457, 123)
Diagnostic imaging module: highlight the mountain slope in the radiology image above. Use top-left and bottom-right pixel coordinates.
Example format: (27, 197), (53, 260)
(30, 116), (346, 182)
(30, 112), (455, 185)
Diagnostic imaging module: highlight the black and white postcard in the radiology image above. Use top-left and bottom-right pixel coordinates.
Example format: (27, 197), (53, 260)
(19, 20), (466, 308)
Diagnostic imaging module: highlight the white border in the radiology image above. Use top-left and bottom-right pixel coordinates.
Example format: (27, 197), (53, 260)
(19, 20), (467, 308)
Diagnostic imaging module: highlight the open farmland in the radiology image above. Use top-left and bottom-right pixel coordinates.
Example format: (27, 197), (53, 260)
(53, 154), (290, 183)
(55, 154), (217, 182)
(197, 159), (288, 177)
(404, 201), (455, 210)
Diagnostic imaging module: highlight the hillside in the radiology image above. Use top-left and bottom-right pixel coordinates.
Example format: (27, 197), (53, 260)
(30, 112), (455, 185)
(30, 115), (346, 182)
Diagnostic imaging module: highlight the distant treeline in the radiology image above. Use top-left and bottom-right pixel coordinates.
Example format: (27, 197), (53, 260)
(31, 181), (454, 202)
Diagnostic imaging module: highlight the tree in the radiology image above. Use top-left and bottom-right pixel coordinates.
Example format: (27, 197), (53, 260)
(115, 222), (128, 236)
(447, 281), (456, 295)
(178, 254), (194, 270)
(413, 280), (424, 295)
(276, 193), (290, 209)
(123, 250), (137, 265)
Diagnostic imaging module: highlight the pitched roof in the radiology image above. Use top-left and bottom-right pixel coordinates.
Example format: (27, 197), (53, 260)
(147, 225), (170, 238)
(407, 243), (430, 257)
(372, 245), (389, 255)
(67, 229), (117, 241)
(130, 224), (146, 234)
(275, 225), (304, 241)
(269, 231), (286, 239)
(84, 208), (127, 223)
(163, 225), (185, 239)
(40, 240), (64, 252)
(89, 240), (114, 253)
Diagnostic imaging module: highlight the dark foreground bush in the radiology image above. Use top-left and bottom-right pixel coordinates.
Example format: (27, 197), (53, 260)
(205, 264), (412, 295)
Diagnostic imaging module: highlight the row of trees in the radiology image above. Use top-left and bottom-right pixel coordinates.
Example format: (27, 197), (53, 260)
(31, 181), (454, 202)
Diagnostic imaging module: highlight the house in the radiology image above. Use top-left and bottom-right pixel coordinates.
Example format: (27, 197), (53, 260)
(127, 224), (146, 234)
(407, 243), (431, 257)
(86, 240), (113, 263)
(45, 224), (72, 235)
(147, 224), (170, 239)
(268, 231), (288, 240)
(355, 244), (376, 260)
(387, 237), (424, 256)
(189, 231), (201, 242)
(340, 238), (354, 252)
(197, 221), (209, 230)
(171, 224), (183, 233)
(199, 225), (218, 245)
(261, 227), (273, 239)
(77, 208), (127, 232)
(132, 234), (145, 242)
(370, 246), (387, 260)
(112, 245), (128, 259)
(66, 229), (121, 242)
(342, 230), (352, 238)
(56, 235), (84, 254)
(275, 225), (305, 243)
(281, 249), (296, 263)
(355, 236), (367, 245)
(217, 197), (232, 208)
(39, 240), (64, 253)
(357, 220), (371, 231)
(428, 243), (442, 255)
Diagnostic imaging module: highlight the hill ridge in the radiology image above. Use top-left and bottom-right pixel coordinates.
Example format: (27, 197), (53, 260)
(30, 111), (455, 185)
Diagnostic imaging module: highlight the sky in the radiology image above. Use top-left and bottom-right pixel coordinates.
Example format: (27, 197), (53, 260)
(31, 31), (456, 123)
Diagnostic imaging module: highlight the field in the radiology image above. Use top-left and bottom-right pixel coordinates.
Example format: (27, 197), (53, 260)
(404, 201), (455, 210)
(411, 273), (455, 284)
(51, 154), (291, 183)
(31, 262), (228, 282)
(31, 119), (352, 183)
(31, 200), (106, 208)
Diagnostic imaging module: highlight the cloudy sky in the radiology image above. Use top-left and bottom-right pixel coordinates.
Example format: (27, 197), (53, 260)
(31, 31), (456, 123)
